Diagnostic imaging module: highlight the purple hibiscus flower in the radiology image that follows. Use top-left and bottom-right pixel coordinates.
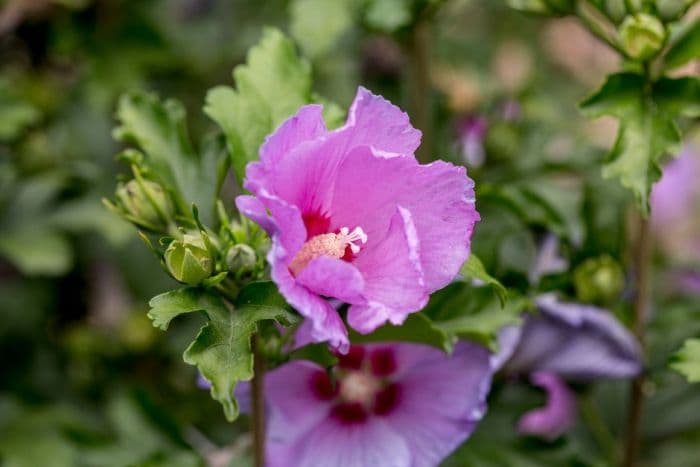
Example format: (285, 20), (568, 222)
(497, 294), (642, 439)
(256, 341), (493, 467)
(237, 87), (479, 352)
(455, 115), (488, 168)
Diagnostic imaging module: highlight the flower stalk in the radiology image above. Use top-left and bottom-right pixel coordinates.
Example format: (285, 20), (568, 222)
(623, 213), (652, 467)
(251, 335), (266, 467)
(408, 17), (432, 163)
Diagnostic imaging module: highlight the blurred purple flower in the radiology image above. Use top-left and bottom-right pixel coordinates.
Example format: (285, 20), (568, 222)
(651, 145), (700, 282)
(237, 87), (479, 352)
(495, 294), (641, 439)
(677, 270), (700, 295)
(517, 371), (577, 440)
(651, 145), (700, 228)
(456, 116), (488, 167)
(256, 342), (493, 467)
(502, 294), (641, 380)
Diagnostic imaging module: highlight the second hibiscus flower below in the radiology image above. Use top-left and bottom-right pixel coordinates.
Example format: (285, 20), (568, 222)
(237, 87), (479, 352)
(256, 341), (494, 467)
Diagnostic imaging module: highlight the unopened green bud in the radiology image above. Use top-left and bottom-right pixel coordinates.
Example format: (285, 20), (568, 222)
(620, 13), (666, 61)
(604, 0), (627, 22)
(574, 255), (625, 305)
(115, 179), (173, 229)
(226, 244), (257, 273)
(165, 233), (214, 285)
(655, 0), (693, 21)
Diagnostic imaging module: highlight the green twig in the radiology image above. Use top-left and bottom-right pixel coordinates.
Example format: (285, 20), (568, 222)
(576, 0), (629, 58)
(623, 213), (652, 467)
(251, 335), (266, 467)
(408, 15), (433, 163)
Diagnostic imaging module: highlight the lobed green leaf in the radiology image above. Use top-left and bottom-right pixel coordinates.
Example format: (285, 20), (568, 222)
(580, 73), (700, 214)
(204, 28), (313, 183)
(148, 281), (296, 421)
(671, 338), (700, 383)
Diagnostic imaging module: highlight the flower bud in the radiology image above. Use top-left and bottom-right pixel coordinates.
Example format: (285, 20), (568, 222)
(655, 0), (693, 21)
(115, 179), (173, 229)
(619, 13), (666, 61)
(165, 233), (214, 285)
(573, 256), (625, 305)
(603, 0), (627, 22)
(226, 244), (257, 273)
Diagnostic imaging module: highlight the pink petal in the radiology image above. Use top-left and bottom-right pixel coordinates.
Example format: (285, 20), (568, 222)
(269, 241), (349, 352)
(259, 104), (327, 167)
(382, 342), (494, 467)
(295, 256), (366, 305)
(517, 371), (577, 440)
(269, 417), (411, 467)
(235, 195), (275, 234)
(331, 146), (479, 291)
(347, 207), (428, 333)
(341, 86), (422, 156)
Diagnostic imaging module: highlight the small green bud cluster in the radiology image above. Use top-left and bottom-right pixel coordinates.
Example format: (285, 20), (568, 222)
(159, 215), (267, 287)
(592, 0), (692, 22)
(107, 157), (269, 291)
(654, 0), (695, 21)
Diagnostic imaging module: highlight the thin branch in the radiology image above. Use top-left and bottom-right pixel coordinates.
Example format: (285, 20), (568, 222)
(623, 213), (652, 467)
(576, 0), (629, 58)
(251, 335), (266, 467)
(408, 16), (433, 163)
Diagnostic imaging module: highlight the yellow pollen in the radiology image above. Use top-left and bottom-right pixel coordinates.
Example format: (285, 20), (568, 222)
(289, 226), (367, 276)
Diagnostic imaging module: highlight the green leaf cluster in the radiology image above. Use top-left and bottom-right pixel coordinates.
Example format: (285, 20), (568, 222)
(580, 73), (700, 214)
(147, 282), (296, 421)
(204, 28), (315, 183)
(114, 92), (226, 225)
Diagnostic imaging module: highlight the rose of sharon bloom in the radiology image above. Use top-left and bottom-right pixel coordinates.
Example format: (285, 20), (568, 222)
(496, 294), (641, 439)
(259, 342), (493, 467)
(236, 87), (479, 352)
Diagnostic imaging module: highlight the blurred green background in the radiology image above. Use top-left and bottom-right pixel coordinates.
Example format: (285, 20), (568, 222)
(1, 0), (699, 465)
